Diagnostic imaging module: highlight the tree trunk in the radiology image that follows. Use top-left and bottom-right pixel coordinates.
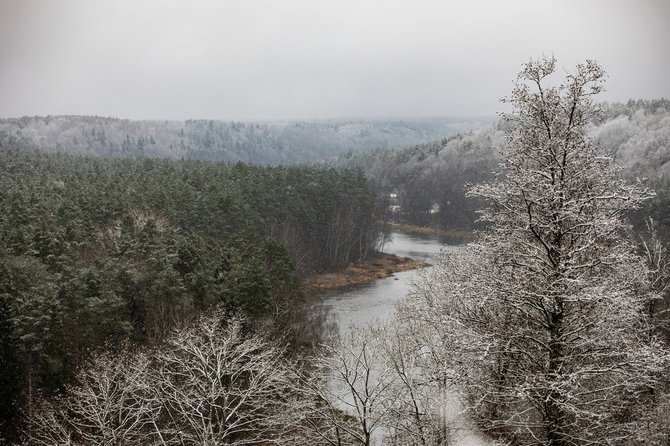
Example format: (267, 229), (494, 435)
(546, 303), (567, 446)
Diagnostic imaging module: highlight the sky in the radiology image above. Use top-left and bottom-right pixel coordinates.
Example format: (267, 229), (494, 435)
(0, 0), (668, 121)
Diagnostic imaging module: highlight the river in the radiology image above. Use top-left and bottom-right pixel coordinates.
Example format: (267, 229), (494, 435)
(319, 230), (459, 329)
(319, 231), (489, 446)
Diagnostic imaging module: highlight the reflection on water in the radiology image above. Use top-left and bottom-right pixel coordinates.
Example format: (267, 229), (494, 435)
(320, 231), (461, 330)
(381, 231), (451, 264)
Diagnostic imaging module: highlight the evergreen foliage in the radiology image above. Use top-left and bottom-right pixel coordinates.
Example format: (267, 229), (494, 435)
(0, 147), (379, 440)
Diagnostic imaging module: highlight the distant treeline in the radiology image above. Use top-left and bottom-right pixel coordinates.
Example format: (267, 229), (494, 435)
(323, 99), (670, 235)
(0, 148), (380, 437)
(324, 124), (504, 230)
(0, 115), (490, 164)
(1, 101), (667, 235)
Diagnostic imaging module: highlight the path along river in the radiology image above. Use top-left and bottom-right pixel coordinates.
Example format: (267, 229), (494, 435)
(319, 231), (489, 446)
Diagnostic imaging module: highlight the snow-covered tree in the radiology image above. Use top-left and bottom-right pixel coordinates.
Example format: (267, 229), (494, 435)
(402, 56), (670, 445)
(152, 313), (302, 445)
(304, 324), (399, 446)
(20, 312), (312, 446)
(21, 346), (159, 446)
(377, 320), (464, 446)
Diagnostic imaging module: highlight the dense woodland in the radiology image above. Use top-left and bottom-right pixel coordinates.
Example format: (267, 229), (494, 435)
(0, 116), (489, 164)
(1, 92), (669, 444)
(0, 149), (380, 441)
(324, 98), (670, 236)
(4, 101), (668, 236)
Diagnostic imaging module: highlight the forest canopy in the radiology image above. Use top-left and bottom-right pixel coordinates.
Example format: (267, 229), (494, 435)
(1, 97), (668, 443)
(0, 147), (380, 439)
(0, 116), (488, 164)
(323, 99), (670, 235)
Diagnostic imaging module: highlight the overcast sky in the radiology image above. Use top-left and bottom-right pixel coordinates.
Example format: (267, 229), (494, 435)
(1, 0), (668, 121)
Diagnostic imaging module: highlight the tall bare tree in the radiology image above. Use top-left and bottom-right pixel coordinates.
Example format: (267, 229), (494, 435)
(21, 346), (160, 446)
(402, 57), (670, 445)
(151, 313), (304, 445)
(377, 320), (462, 446)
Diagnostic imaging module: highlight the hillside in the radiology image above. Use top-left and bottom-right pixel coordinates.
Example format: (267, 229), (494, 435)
(321, 99), (670, 233)
(0, 148), (385, 437)
(0, 115), (492, 164)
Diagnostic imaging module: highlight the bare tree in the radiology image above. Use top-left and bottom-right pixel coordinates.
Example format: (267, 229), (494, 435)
(304, 325), (399, 446)
(152, 312), (302, 445)
(377, 320), (459, 446)
(19, 396), (75, 446)
(641, 219), (670, 327)
(401, 57), (670, 445)
(68, 348), (162, 445)
(20, 311), (314, 446)
(21, 346), (161, 446)
(302, 320), (469, 446)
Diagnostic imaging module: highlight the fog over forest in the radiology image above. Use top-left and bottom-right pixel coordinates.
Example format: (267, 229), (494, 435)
(4, 98), (668, 235)
(1, 1), (670, 444)
(0, 115), (492, 164)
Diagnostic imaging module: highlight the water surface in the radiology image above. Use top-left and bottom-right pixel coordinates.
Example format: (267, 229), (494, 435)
(320, 231), (459, 329)
(318, 231), (488, 445)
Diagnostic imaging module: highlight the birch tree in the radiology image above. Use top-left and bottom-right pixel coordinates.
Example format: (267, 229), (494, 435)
(403, 56), (670, 445)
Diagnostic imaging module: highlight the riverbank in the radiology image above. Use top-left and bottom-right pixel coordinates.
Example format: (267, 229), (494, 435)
(387, 222), (475, 243)
(302, 252), (427, 293)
